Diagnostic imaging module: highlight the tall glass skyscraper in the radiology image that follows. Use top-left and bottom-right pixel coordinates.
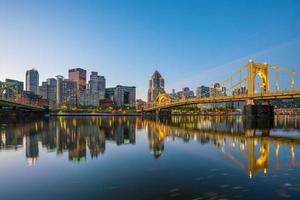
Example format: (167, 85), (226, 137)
(26, 69), (39, 94)
(148, 70), (165, 102)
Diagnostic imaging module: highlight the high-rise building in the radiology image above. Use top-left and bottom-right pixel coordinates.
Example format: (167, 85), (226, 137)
(114, 85), (136, 106)
(104, 85), (136, 106)
(79, 88), (100, 106)
(196, 86), (210, 98)
(26, 69), (39, 94)
(38, 78), (57, 109)
(177, 87), (194, 99)
(56, 75), (64, 106)
(169, 89), (177, 99)
(210, 83), (226, 97)
(232, 86), (247, 96)
(105, 88), (116, 100)
(5, 79), (24, 98)
(88, 71), (106, 99)
(98, 76), (106, 99)
(148, 70), (165, 102)
(38, 81), (48, 99)
(56, 75), (77, 106)
(68, 68), (86, 92)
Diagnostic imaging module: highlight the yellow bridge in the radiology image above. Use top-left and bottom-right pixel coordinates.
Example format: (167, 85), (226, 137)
(141, 60), (300, 114)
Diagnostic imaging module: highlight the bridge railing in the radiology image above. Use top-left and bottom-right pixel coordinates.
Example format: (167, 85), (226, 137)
(142, 89), (300, 111)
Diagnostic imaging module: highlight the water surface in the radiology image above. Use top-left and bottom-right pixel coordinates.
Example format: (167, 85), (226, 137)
(0, 116), (300, 200)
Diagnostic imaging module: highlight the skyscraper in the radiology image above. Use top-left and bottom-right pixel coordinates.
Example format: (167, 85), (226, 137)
(68, 68), (86, 92)
(196, 86), (210, 98)
(26, 69), (39, 94)
(88, 71), (106, 99)
(38, 78), (57, 109)
(56, 75), (77, 106)
(148, 70), (165, 102)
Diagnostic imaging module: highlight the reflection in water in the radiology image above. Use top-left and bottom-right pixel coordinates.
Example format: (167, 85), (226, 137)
(0, 115), (299, 177)
(0, 117), (136, 164)
(142, 115), (300, 177)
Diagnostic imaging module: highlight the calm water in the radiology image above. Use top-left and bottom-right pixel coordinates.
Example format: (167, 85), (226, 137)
(0, 116), (300, 200)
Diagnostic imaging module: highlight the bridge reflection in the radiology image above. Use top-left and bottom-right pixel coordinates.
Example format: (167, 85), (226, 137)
(0, 116), (299, 177)
(142, 115), (300, 177)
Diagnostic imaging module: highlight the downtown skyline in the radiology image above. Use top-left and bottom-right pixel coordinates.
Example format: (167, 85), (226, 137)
(1, 0), (300, 99)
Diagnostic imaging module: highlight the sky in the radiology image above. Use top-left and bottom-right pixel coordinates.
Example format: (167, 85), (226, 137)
(0, 0), (300, 99)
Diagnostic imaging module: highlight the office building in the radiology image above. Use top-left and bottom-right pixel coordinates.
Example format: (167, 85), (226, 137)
(210, 83), (226, 97)
(56, 75), (77, 106)
(38, 78), (57, 109)
(68, 68), (86, 92)
(114, 85), (136, 106)
(88, 71), (106, 100)
(26, 69), (39, 94)
(232, 86), (247, 96)
(177, 87), (194, 99)
(148, 70), (165, 102)
(79, 88), (100, 106)
(169, 89), (177, 99)
(196, 85), (210, 98)
(105, 87), (116, 101)
(104, 86), (136, 106)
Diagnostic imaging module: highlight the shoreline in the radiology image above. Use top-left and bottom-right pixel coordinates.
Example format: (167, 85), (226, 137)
(49, 112), (300, 117)
(50, 112), (141, 116)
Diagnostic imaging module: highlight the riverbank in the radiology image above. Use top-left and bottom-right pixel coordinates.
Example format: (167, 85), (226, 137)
(50, 112), (141, 116)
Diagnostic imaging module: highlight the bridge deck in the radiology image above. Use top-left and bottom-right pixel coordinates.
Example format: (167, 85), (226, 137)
(141, 90), (300, 112)
(0, 98), (44, 111)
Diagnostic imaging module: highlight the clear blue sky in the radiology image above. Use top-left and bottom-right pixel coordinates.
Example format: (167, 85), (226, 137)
(0, 0), (299, 99)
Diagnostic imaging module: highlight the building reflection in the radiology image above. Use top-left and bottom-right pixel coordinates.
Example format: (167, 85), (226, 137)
(26, 134), (39, 166)
(140, 115), (300, 177)
(0, 116), (136, 164)
(0, 115), (299, 177)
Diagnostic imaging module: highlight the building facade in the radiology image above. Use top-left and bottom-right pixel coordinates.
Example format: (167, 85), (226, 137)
(232, 86), (247, 96)
(56, 75), (77, 107)
(177, 87), (194, 99)
(148, 70), (165, 102)
(196, 85), (210, 98)
(79, 89), (100, 106)
(114, 85), (136, 106)
(38, 78), (57, 109)
(68, 68), (86, 93)
(26, 69), (39, 94)
(105, 88), (115, 101)
(210, 83), (226, 97)
(88, 71), (106, 100)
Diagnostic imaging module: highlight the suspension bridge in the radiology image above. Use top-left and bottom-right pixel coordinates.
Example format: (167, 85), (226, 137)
(140, 60), (300, 117)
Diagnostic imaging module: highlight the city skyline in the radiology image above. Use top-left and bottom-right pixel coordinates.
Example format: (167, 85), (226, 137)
(1, 1), (300, 200)
(1, 0), (300, 100)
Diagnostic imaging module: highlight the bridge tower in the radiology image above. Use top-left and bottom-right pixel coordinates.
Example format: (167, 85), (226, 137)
(247, 60), (270, 96)
(244, 60), (274, 117)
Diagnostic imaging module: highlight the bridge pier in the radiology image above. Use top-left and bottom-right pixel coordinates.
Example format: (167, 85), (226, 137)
(142, 110), (171, 120)
(243, 100), (274, 118)
(156, 110), (171, 119)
